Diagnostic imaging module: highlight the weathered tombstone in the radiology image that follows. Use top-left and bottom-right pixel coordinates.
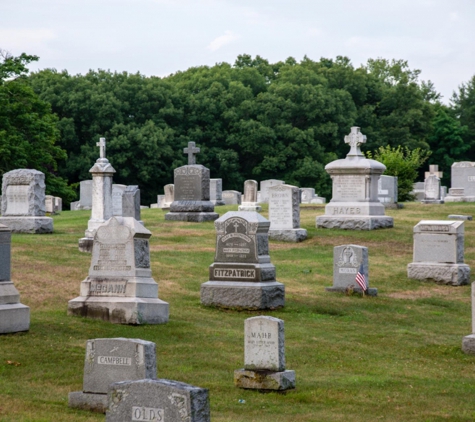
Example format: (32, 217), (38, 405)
(45, 195), (55, 214)
(210, 178), (225, 206)
(0, 169), (53, 233)
(0, 224), (30, 333)
(316, 127), (393, 230)
(69, 217), (169, 324)
(238, 180), (261, 212)
(54, 196), (62, 213)
(260, 179), (284, 203)
(445, 162), (475, 202)
(80, 180), (93, 209)
(201, 211), (284, 309)
(106, 379), (210, 422)
(112, 184), (126, 216)
(407, 220), (470, 285)
(161, 184), (174, 209)
(411, 181), (425, 202)
(310, 196), (326, 204)
(422, 174), (443, 204)
(378, 175), (398, 208)
(300, 188), (316, 204)
(79, 138), (116, 252)
(69, 338), (157, 413)
(153, 195), (165, 209)
(325, 244), (377, 296)
(268, 184), (307, 242)
(222, 190), (242, 205)
(122, 185), (142, 224)
(165, 142), (218, 222)
(234, 316), (295, 391)
(462, 283), (475, 354)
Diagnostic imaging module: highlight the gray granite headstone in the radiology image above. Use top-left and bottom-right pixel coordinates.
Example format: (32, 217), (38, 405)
(122, 185), (141, 223)
(106, 379), (210, 422)
(462, 283), (475, 354)
(0, 224), (30, 333)
(0, 169), (53, 233)
(378, 175), (398, 207)
(234, 316), (295, 391)
(239, 180), (261, 212)
(222, 190), (242, 205)
(80, 180), (93, 209)
(412, 181), (425, 202)
(445, 162), (475, 202)
(54, 196), (62, 213)
(407, 220), (470, 285)
(69, 217), (169, 324)
(69, 338), (157, 413)
(260, 179), (285, 203)
(300, 188), (315, 204)
(112, 184), (127, 216)
(210, 178), (225, 206)
(268, 184), (307, 242)
(201, 211), (284, 310)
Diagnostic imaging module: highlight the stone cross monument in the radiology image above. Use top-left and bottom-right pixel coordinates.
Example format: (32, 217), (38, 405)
(184, 141), (200, 165)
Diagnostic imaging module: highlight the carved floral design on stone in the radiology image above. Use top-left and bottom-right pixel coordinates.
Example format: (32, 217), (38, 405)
(337, 246), (359, 267)
(168, 393), (190, 421)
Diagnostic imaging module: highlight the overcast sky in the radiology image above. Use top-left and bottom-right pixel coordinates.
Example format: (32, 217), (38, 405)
(1, 0), (474, 103)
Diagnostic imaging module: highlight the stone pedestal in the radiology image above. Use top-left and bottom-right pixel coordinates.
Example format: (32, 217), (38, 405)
(201, 212), (284, 310)
(316, 127), (393, 231)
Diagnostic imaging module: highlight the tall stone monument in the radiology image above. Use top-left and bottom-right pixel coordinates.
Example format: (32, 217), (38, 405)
(445, 162), (475, 202)
(165, 142), (218, 222)
(201, 211), (284, 310)
(268, 184), (307, 242)
(407, 220), (470, 286)
(79, 138), (116, 252)
(0, 169), (53, 233)
(316, 127), (394, 230)
(239, 180), (262, 212)
(234, 316), (295, 391)
(0, 224), (30, 333)
(69, 217), (169, 324)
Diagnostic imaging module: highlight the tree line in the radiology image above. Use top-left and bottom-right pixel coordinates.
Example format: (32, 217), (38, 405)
(1, 51), (473, 205)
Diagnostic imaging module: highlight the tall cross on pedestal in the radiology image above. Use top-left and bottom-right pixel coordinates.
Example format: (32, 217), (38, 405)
(96, 137), (106, 159)
(344, 127), (366, 157)
(183, 141), (200, 165)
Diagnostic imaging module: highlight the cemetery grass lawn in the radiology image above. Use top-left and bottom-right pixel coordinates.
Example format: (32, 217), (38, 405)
(2, 203), (475, 421)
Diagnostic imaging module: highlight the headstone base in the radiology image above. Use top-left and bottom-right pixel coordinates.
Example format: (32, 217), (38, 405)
(238, 204), (262, 212)
(462, 334), (475, 354)
(325, 286), (378, 296)
(78, 237), (94, 253)
(0, 217), (53, 234)
(234, 369), (295, 391)
(444, 196), (475, 203)
(448, 215), (473, 221)
(68, 391), (108, 413)
(407, 262), (470, 286)
(200, 281), (284, 310)
(421, 199), (444, 204)
(165, 212), (219, 222)
(310, 197), (326, 204)
(212, 200), (226, 206)
(67, 297), (169, 324)
(268, 229), (307, 242)
(316, 216), (394, 230)
(0, 303), (30, 334)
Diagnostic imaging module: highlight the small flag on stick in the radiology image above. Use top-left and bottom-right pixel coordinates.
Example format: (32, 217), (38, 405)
(355, 263), (367, 292)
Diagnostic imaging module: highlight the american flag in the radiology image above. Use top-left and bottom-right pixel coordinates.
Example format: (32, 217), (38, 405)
(355, 263), (367, 292)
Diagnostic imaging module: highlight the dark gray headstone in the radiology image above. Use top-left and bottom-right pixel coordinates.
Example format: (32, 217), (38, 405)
(122, 185), (141, 222)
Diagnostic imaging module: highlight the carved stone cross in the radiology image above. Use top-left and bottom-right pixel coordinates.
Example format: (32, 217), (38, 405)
(344, 127), (366, 157)
(183, 141), (200, 165)
(96, 137), (106, 159)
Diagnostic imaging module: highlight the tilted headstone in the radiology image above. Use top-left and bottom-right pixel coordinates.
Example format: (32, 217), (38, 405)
(0, 169), (53, 233)
(201, 211), (284, 310)
(161, 184), (174, 209)
(268, 184), (307, 242)
(239, 180), (261, 212)
(462, 283), (475, 354)
(445, 162), (475, 202)
(106, 379), (210, 422)
(122, 185), (142, 223)
(210, 178), (225, 206)
(316, 127), (393, 230)
(422, 174), (443, 204)
(112, 184), (127, 216)
(79, 138), (116, 252)
(165, 142), (218, 222)
(69, 338), (157, 413)
(378, 175), (398, 207)
(407, 220), (470, 285)
(234, 316), (295, 391)
(222, 190), (242, 205)
(0, 224), (30, 333)
(69, 217), (169, 324)
(326, 244), (377, 296)
(259, 179), (284, 203)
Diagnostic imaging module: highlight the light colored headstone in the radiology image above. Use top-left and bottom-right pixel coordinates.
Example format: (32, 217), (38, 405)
(422, 174), (443, 204)
(0, 224), (30, 334)
(122, 185), (141, 223)
(260, 179), (285, 203)
(222, 190), (242, 205)
(0, 169), (53, 233)
(234, 316), (295, 391)
(69, 217), (169, 324)
(411, 181), (425, 202)
(45, 195), (55, 214)
(445, 162), (475, 202)
(239, 180), (261, 212)
(54, 197), (62, 213)
(378, 175), (398, 207)
(69, 338), (157, 413)
(316, 127), (393, 230)
(462, 283), (475, 354)
(80, 180), (93, 209)
(407, 220), (470, 285)
(106, 379), (210, 422)
(112, 184), (126, 216)
(210, 178), (225, 206)
(201, 211), (284, 310)
(325, 244), (377, 296)
(268, 184), (307, 242)
(161, 184), (174, 209)
(300, 188), (315, 204)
